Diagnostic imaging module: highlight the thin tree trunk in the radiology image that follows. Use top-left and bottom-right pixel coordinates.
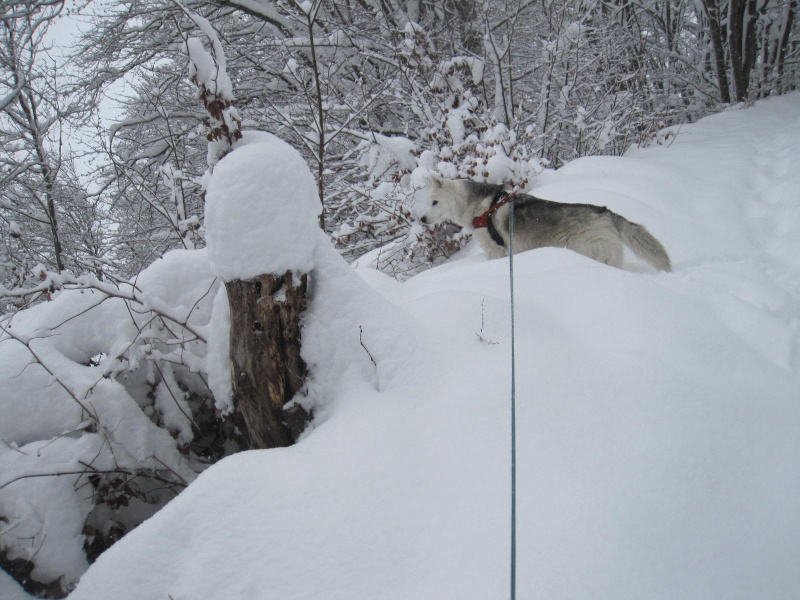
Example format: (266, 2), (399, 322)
(702, 0), (732, 103)
(774, 0), (797, 91)
(307, 10), (326, 230)
(18, 89), (65, 272)
(728, 0), (761, 101)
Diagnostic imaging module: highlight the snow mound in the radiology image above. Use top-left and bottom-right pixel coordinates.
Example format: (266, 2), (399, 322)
(204, 131), (322, 281)
(65, 94), (800, 600)
(0, 570), (33, 600)
(0, 250), (217, 591)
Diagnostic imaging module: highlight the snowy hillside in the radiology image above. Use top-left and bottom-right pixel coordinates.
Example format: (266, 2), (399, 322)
(6, 95), (800, 599)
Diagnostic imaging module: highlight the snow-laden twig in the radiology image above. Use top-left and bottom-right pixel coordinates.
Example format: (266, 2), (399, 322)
(359, 326), (377, 366)
(0, 465), (187, 491)
(0, 320), (100, 423)
(1, 270), (207, 344)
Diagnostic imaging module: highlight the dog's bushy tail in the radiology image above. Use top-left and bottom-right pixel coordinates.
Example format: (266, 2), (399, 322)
(611, 213), (672, 272)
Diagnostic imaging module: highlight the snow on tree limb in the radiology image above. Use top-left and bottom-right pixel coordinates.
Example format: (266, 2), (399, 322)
(171, 0), (241, 166)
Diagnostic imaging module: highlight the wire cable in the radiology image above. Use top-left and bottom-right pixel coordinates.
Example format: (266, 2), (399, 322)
(508, 197), (517, 600)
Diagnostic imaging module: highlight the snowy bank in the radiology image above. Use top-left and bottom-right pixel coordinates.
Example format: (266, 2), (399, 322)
(51, 94), (800, 599)
(0, 250), (219, 593)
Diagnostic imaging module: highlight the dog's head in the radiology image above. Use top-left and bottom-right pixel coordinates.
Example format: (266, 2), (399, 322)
(416, 175), (457, 225)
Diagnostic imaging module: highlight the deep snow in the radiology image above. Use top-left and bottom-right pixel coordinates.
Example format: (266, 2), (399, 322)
(5, 94), (800, 599)
(205, 130), (322, 281)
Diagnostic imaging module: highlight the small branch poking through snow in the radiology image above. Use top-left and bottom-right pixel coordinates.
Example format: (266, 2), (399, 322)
(475, 299), (499, 345)
(0, 321), (101, 423)
(359, 326), (377, 366)
(0, 464), (189, 491)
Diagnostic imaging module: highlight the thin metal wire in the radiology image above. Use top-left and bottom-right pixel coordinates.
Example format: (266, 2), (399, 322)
(509, 197), (517, 600)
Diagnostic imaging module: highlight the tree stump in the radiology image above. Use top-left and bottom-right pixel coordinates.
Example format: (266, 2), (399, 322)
(225, 270), (309, 449)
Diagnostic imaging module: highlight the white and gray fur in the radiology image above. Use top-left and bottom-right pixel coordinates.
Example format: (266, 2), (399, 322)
(417, 176), (671, 271)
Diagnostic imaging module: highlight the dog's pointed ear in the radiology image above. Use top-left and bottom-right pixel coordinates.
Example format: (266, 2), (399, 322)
(427, 174), (444, 188)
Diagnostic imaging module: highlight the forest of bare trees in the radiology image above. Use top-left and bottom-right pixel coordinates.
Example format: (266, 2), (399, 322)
(3, 0), (798, 292)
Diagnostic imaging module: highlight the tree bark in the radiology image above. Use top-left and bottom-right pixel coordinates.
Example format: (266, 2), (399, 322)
(774, 0), (797, 92)
(225, 270), (309, 449)
(728, 0), (760, 101)
(702, 0), (732, 103)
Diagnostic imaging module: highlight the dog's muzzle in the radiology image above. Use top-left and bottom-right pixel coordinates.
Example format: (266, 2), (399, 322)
(420, 216), (428, 224)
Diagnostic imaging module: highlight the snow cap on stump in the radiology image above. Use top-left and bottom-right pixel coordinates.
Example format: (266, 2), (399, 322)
(205, 131), (322, 281)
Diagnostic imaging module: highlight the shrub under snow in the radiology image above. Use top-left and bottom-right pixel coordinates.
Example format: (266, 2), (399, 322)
(0, 244), (230, 595)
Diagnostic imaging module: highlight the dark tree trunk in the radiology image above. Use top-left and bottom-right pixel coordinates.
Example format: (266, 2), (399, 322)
(702, 0), (732, 103)
(774, 0), (797, 92)
(225, 270), (310, 449)
(728, 0), (761, 101)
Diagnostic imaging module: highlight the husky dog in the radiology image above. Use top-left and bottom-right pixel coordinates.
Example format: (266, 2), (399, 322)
(417, 176), (671, 271)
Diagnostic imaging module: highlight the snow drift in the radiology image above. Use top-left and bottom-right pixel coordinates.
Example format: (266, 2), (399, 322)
(4, 94), (800, 600)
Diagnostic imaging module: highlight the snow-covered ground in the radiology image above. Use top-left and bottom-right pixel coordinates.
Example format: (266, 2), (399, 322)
(4, 94), (799, 599)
